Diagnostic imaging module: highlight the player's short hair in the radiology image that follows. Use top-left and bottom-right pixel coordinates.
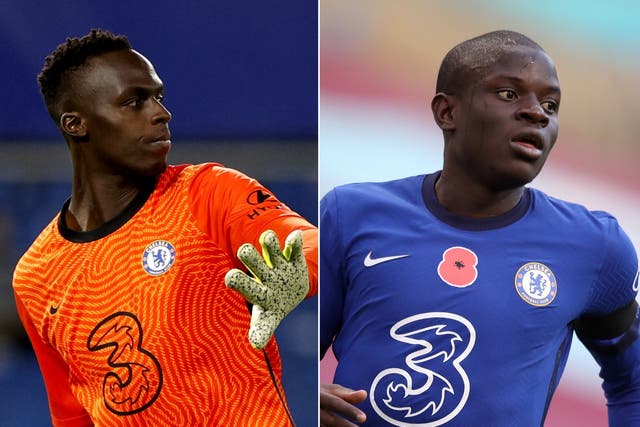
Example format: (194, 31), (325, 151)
(436, 30), (544, 96)
(38, 28), (131, 122)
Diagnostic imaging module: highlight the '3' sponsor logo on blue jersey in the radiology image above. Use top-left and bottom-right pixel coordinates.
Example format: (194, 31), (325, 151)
(369, 312), (476, 426)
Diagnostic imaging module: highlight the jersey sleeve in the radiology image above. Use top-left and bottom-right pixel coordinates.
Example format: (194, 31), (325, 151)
(188, 164), (317, 296)
(575, 215), (640, 424)
(319, 189), (345, 357)
(577, 303), (640, 426)
(14, 295), (93, 427)
(582, 214), (638, 317)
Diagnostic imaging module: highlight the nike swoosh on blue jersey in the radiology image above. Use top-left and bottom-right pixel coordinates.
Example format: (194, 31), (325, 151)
(364, 251), (410, 267)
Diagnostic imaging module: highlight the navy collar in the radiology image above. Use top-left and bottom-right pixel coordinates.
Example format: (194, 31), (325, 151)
(422, 171), (531, 231)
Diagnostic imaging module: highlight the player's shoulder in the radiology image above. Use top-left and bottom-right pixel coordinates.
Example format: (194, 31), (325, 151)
(13, 218), (61, 289)
(170, 162), (274, 216)
(159, 163), (221, 183)
(324, 174), (425, 204)
(169, 162), (256, 185)
(529, 187), (623, 234)
(21, 215), (61, 255)
(157, 163), (250, 195)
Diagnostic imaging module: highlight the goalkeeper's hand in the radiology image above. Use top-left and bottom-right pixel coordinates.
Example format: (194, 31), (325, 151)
(224, 229), (309, 349)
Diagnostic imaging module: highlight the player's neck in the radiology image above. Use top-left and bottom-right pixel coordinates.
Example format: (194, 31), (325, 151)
(435, 172), (525, 218)
(67, 172), (152, 232)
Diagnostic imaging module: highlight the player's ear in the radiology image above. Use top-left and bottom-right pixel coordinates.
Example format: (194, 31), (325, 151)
(60, 112), (88, 139)
(431, 93), (456, 132)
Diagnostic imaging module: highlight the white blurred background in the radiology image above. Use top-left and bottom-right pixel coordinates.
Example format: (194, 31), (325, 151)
(319, 1), (640, 425)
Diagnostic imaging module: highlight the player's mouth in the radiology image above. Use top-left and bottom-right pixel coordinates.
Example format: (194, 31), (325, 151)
(510, 132), (544, 160)
(148, 130), (172, 151)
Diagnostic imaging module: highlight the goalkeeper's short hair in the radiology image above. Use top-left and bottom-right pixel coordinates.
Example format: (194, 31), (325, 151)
(38, 29), (131, 123)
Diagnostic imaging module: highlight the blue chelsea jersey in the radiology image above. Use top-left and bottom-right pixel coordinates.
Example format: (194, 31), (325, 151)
(320, 172), (638, 426)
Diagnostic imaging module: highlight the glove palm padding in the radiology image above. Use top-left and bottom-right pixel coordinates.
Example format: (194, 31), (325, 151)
(224, 229), (309, 349)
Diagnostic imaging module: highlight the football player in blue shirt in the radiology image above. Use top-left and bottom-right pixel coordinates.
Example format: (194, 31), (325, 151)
(320, 30), (640, 426)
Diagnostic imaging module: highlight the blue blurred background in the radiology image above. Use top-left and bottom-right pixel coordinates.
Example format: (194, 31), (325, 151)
(320, 1), (640, 425)
(0, 1), (317, 426)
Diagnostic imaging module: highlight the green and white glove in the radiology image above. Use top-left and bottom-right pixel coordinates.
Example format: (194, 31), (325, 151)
(224, 229), (309, 349)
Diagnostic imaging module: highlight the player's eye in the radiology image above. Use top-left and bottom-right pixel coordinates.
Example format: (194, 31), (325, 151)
(155, 93), (164, 103)
(497, 89), (517, 101)
(124, 97), (142, 107)
(541, 100), (558, 114)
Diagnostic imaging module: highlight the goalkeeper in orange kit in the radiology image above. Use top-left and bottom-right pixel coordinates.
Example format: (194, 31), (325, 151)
(12, 28), (317, 427)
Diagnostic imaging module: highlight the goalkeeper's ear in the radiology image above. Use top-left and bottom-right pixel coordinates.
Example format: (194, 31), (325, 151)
(60, 112), (88, 139)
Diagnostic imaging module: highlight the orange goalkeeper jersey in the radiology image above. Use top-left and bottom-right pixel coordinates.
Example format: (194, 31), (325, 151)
(13, 163), (318, 427)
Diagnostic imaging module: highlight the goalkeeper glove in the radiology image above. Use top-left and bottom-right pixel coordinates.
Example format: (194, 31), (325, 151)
(224, 229), (309, 349)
